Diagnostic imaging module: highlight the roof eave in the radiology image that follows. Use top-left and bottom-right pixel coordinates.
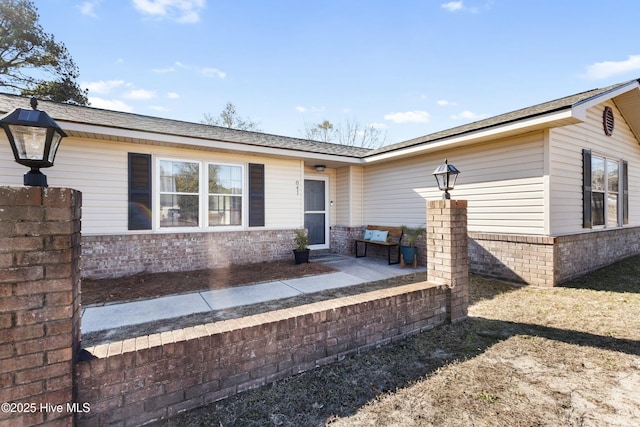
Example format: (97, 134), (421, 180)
(363, 109), (577, 164)
(571, 79), (640, 121)
(60, 121), (364, 166)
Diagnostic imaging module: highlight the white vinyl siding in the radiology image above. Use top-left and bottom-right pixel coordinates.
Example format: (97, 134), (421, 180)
(363, 132), (546, 234)
(549, 101), (640, 235)
(0, 137), (303, 234)
(336, 165), (364, 226)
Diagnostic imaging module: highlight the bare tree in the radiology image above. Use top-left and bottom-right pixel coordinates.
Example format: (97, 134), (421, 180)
(302, 119), (386, 148)
(202, 102), (261, 131)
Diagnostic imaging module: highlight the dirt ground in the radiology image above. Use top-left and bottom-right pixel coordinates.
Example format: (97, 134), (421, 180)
(82, 260), (337, 306)
(147, 255), (640, 427)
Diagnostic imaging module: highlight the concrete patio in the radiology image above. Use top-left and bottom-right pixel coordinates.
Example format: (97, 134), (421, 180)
(81, 255), (427, 333)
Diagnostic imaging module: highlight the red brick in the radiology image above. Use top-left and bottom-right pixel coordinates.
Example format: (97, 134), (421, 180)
(15, 306), (72, 326)
(0, 266), (44, 283)
(14, 361), (70, 384)
(0, 186), (42, 206)
(14, 334), (72, 356)
(0, 324), (44, 343)
(0, 236), (43, 253)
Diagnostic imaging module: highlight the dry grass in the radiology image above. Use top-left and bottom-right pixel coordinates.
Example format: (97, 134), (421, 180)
(151, 255), (640, 427)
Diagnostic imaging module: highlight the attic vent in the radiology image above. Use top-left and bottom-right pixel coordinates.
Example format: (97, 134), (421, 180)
(603, 106), (614, 136)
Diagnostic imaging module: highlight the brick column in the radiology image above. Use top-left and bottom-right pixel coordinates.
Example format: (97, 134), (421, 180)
(0, 187), (82, 427)
(426, 199), (468, 323)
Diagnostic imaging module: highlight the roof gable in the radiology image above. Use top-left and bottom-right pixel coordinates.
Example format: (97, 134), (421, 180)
(366, 79), (640, 159)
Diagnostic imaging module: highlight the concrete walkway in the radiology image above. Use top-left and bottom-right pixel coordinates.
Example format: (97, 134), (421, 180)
(81, 255), (426, 334)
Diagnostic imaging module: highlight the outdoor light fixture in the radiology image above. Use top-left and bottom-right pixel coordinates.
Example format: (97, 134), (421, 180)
(314, 165), (326, 172)
(0, 97), (67, 187)
(432, 159), (460, 199)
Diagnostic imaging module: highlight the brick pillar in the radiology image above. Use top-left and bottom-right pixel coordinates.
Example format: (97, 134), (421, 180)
(0, 187), (82, 427)
(426, 199), (468, 323)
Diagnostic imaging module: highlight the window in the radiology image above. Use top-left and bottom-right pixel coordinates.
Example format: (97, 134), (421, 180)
(159, 159), (200, 227)
(152, 158), (265, 229)
(583, 150), (628, 228)
(208, 164), (243, 226)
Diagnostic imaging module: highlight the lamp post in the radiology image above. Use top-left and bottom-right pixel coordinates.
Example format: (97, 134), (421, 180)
(432, 159), (460, 199)
(0, 97), (67, 187)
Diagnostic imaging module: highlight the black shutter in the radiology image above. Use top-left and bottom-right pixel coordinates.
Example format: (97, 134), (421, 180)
(128, 153), (152, 230)
(623, 160), (629, 225)
(582, 149), (592, 229)
(248, 163), (265, 227)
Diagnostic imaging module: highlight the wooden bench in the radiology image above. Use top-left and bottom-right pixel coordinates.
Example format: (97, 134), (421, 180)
(354, 225), (403, 265)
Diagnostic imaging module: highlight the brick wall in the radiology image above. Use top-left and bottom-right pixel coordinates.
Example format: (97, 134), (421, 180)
(82, 229), (298, 279)
(468, 232), (556, 287)
(468, 227), (640, 286)
(426, 200), (468, 322)
(329, 225), (363, 256)
(75, 281), (449, 426)
(555, 226), (640, 284)
(0, 187), (82, 427)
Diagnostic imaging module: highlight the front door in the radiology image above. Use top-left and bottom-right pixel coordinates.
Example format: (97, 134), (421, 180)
(304, 177), (329, 249)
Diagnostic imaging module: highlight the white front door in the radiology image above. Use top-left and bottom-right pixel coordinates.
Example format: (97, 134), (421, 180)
(304, 176), (329, 250)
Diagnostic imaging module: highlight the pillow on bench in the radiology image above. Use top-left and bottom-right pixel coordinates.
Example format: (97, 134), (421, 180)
(370, 230), (388, 242)
(363, 229), (374, 240)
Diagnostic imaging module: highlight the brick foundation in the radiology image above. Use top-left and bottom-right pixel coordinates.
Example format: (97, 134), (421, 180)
(0, 187), (82, 427)
(331, 225), (427, 267)
(468, 232), (556, 287)
(82, 229), (298, 279)
(468, 227), (640, 286)
(555, 227), (640, 284)
(75, 281), (449, 426)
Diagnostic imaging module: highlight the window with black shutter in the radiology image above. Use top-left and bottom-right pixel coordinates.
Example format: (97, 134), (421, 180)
(582, 149), (592, 228)
(583, 149), (628, 229)
(128, 153), (152, 230)
(248, 163), (265, 227)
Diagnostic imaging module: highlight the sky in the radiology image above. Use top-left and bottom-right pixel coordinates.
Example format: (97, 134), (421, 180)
(32, 0), (640, 145)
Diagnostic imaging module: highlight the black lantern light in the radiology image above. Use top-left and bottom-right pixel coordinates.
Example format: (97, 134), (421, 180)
(432, 159), (460, 199)
(0, 97), (67, 187)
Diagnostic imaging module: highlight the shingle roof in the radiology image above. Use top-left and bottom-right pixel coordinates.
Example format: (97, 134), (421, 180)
(364, 78), (640, 157)
(1, 79), (637, 161)
(0, 93), (371, 158)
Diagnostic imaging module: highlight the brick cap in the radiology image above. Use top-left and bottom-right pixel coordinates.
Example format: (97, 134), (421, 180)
(427, 199), (467, 209)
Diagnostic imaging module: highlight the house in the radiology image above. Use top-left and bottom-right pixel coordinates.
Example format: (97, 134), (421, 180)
(1, 78), (640, 286)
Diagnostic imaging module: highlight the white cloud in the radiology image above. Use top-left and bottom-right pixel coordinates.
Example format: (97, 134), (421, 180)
(441, 1), (490, 14)
(451, 110), (486, 121)
(202, 67), (226, 78)
(132, 0), (206, 23)
(78, 1), (101, 17)
(582, 55), (640, 80)
(124, 89), (157, 100)
(441, 1), (463, 12)
(437, 99), (457, 106)
(88, 97), (134, 112)
(167, 92), (180, 99)
(152, 66), (176, 73)
(149, 105), (171, 112)
(83, 80), (126, 95)
(295, 105), (325, 113)
(384, 110), (431, 124)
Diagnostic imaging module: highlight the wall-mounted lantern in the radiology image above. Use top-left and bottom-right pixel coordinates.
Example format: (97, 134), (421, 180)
(0, 97), (67, 187)
(432, 159), (460, 199)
